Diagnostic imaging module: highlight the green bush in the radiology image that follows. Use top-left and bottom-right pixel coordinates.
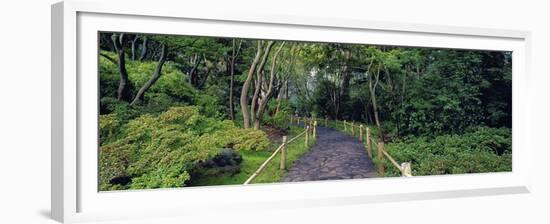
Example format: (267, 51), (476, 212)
(228, 129), (270, 151)
(99, 50), (196, 104)
(194, 85), (225, 119)
(381, 126), (512, 176)
(99, 106), (269, 191)
(100, 97), (143, 121)
(99, 50), (226, 120)
(98, 113), (121, 144)
(262, 100), (291, 130)
(99, 53), (130, 99)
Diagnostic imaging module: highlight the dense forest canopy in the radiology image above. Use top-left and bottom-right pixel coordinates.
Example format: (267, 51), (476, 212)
(98, 32), (512, 190)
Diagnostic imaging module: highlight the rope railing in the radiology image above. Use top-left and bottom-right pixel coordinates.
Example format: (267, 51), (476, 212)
(243, 124), (315, 185)
(291, 116), (412, 177)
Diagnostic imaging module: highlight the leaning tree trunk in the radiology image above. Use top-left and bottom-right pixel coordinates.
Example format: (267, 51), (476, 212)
(250, 74), (262, 127)
(250, 41), (274, 129)
(240, 41), (263, 129)
(112, 34), (130, 101)
(130, 44), (167, 105)
(254, 42), (285, 130)
(274, 80), (287, 116)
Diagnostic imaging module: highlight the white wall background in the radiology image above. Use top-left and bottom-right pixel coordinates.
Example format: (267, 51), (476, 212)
(1, 0), (548, 223)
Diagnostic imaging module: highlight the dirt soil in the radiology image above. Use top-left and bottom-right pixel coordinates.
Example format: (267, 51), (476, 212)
(261, 125), (289, 144)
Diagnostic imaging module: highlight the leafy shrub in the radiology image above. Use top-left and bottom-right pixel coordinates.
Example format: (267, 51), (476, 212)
(99, 106), (269, 190)
(99, 50), (226, 119)
(194, 85), (225, 119)
(100, 97), (143, 121)
(262, 100), (291, 130)
(380, 126), (512, 176)
(98, 114), (121, 144)
(143, 92), (184, 113)
(99, 52), (132, 99)
(99, 50), (196, 105)
(228, 129), (270, 151)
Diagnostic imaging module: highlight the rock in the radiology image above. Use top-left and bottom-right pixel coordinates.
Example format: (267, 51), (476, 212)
(191, 148), (243, 179)
(212, 148), (242, 167)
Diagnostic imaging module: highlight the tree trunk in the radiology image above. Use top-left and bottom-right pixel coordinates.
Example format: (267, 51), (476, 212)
(100, 53), (116, 65)
(112, 34), (130, 101)
(250, 41), (274, 129)
(228, 40), (243, 121)
(139, 37), (148, 61)
(130, 35), (138, 61)
(250, 73), (262, 127)
(337, 48), (352, 117)
(228, 40), (236, 120)
(188, 54), (202, 87)
(197, 61), (211, 89)
(368, 65), (383, 139)
(274, 80), (287, 116)
(130, 44), (167, 105)
(254, 42), (285, 129)
(240, 41), (264, 129)
(229, 63), (235, 120)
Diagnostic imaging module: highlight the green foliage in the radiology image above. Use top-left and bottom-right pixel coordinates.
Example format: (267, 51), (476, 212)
(262, 100), (292, 129)
(380, 127), (512, 176)
(189, 126), (315, 186)
(395, 50), (486, 135)
(98, 113), (121, 144)
(99, 49), (233, 119)
(305, 46), (511, 137)
(99, 50), (196, 104)
(98, 32), (513, 188)
(99, 97), (144, 128)
(228, 129), (270, 151)
(194, 84), (225, 119)
(99, 106), (269, 191)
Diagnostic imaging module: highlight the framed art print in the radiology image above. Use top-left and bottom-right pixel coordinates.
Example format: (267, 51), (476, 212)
(51, 0), (532, 223)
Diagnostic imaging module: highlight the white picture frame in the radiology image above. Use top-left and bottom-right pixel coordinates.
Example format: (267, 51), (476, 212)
(51, 0), (532, 223)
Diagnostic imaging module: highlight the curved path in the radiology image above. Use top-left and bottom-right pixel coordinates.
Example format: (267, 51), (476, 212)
(282, 125), (378, 182)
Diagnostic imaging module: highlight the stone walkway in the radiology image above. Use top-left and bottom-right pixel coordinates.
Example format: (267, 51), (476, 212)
(282, 125), (378, 182)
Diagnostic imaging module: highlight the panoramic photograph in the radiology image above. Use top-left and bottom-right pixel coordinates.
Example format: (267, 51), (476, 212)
(98, 32), (512, 191)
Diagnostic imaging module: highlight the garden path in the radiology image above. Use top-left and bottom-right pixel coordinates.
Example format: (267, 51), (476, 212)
(282, 125), (378, 182)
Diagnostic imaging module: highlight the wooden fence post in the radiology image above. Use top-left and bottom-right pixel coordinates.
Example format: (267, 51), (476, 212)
(377, 142), (385, 176)
(290, 116), (293, 125)
(351, 122), (355, 136)
(313, 120), (317, 139)
(305, 126), (309, 147)
(325, 117), (328, 126)
(344, 120), (347, 131)
(280, 136), (288, 170)
(309, 119), (313, 135)
(400, 162), (412, 177)
(366, 128), (372, 158)
(359, 125), (363, 141)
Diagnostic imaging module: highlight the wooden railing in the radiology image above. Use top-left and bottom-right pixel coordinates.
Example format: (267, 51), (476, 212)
(243, 124), (316, 185)
(291, 116), (412, 177)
